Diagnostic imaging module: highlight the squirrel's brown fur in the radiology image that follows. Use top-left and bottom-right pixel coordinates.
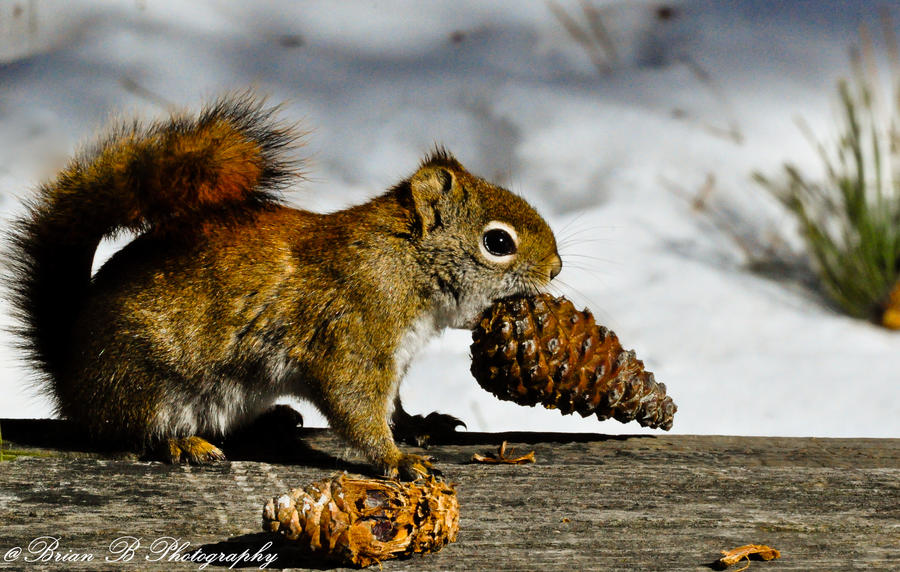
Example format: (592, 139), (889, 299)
(6, 94), (561, 478)
(8, 95), (297, 381)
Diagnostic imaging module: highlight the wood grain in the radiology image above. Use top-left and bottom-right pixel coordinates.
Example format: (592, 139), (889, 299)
(0, 419), (897, 570)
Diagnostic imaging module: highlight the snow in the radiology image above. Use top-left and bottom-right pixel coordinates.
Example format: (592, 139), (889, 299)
(1, 0), (897, 438)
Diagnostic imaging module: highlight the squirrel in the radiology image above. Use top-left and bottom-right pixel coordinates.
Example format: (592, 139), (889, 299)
(6, 94), (562, 479)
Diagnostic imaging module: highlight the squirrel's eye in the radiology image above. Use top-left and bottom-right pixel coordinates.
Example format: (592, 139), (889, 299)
(483, 228), (517, 257)
(479, 221), (519, 263)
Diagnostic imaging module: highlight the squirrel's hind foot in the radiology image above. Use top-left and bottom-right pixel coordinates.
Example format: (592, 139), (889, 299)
(164, 436), (226, 464)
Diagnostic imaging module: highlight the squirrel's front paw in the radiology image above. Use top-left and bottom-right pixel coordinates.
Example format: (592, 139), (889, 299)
(386, 453), (440, 481)
(166, 436), (226, 464)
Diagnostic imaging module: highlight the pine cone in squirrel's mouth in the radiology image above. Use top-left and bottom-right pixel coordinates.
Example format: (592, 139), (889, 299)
(469, 293), (676, 430)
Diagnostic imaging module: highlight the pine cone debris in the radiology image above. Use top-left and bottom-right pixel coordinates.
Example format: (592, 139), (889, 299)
(471, 441), (536, 464)
(262, 474), (459, 567)
(470, 293), (676, 430)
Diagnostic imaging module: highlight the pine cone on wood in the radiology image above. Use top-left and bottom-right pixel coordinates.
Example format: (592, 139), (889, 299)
(470, 293), (676, 430)
(262, 474), (459, 567)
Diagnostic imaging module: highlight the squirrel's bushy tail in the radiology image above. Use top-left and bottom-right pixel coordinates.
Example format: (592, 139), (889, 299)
(6, 93), (301, 382)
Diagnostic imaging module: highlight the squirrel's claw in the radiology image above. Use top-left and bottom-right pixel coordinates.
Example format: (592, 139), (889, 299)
(418, 412), (467, 447)
(425, 412), (467, 433)
(392, 404), (467, 448)
(166, 436), (226, 464)
(388, 453), (441, 481)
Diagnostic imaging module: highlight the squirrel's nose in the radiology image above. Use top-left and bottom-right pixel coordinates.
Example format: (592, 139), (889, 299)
(549, 254), (562, 280)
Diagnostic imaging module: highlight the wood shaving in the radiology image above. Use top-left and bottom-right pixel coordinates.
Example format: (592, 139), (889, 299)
(718, 544), (781, 571)
(471, 441), (536, 464)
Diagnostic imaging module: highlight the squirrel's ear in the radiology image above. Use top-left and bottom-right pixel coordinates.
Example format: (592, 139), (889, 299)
(408, 167), (454, 234)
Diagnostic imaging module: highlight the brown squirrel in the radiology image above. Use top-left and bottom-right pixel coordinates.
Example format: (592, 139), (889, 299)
(7, 94), (562, 479)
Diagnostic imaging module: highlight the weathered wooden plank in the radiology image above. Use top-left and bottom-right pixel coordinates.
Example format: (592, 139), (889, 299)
(0, 420), (897, 570)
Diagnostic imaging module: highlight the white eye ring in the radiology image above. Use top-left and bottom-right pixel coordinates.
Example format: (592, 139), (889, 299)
(479, 220), (519, 264)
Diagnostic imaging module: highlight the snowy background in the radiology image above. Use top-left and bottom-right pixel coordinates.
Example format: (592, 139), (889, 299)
(1, 0), (897, 438)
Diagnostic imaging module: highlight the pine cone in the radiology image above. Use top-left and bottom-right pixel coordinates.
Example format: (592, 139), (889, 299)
(470, 293), (676, 430)
(262, 474), (459, 567)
